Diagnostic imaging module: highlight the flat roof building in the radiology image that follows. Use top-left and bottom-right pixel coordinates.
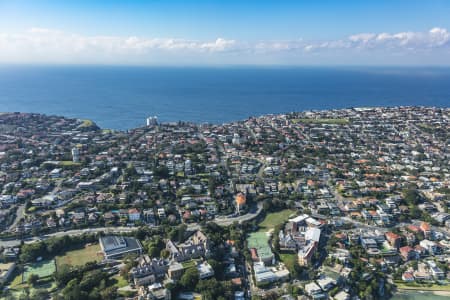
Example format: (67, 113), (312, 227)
(197, 261), (215, 279)
(99, 236), (143, 260)
(0, 262), (15, 284)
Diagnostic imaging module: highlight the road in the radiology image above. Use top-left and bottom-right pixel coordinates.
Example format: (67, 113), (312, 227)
(214, 202), (263, 226)
(339, 216), (390, 232)
(0, 202), (263, 248)
(7, 204), (25, 231)
(0, 134), (49, 145)
(0, 226), (138, 248)
(6, 180), (66, 234)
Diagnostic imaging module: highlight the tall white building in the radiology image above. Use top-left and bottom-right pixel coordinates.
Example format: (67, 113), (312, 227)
(146, 116), (158, 126)
(232, 133), (240, 145)
(71, 147), (80, 163)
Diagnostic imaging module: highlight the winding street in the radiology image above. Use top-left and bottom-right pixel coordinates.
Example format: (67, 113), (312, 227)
(0, 202), (263, 248)
(212, 201), (263, 226)
(7, 204), (25, 232)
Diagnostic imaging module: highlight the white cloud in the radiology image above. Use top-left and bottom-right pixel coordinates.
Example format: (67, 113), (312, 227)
(7, 29), (236, 53)
(28, 27), (62, 34)
(200, 38), (236, 51)
(306, 27), (450, 52)
(0, 27), (449, 64)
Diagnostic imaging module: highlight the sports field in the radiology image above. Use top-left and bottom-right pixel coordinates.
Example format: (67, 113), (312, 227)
(292, 118), (350, 125)
(279, 253), (298, 275)
(247, 232), (273, 262)
(55, 243), (102, 268)
(258, 209), (295, 232)
(23, 260), (56, 282)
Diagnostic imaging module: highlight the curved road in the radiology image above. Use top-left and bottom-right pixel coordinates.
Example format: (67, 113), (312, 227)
(0, 202), (263, 247)
(7, 204), (25, 231)
(213, 201), (263, 226)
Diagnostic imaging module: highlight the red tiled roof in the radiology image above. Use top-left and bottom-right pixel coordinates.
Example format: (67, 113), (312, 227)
(399, 246), (413, 254)
(385, 232), (400, 241)
(420, 222), (431, 232)
(407, 225), (420, 232)
(402, 272), (414, 280)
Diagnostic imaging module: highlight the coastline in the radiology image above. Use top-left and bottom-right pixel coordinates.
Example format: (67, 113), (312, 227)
(392, 289), (450, 300)
(1, 105), (449, 133)
(397, 288), (450, 295)
(1, 66), (450, 130)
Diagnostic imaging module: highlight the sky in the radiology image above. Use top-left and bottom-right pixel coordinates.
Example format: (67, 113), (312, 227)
(1, 0), (450, 66)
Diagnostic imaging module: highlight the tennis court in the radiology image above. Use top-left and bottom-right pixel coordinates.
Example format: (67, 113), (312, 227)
(247, 232), (274, 262)
(23, 259), (56, 282)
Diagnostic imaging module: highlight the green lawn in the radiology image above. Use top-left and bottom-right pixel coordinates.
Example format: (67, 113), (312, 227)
(279, 253), (298, 275)
(8, 274), (30, 300)
(118, 290), (137, 297)
(181, 259), (197, 269)
(23, 260), (56, 282)
(55, 244), (102, 268)
(258, 209), (296, 232)
(10, 272), (24, 288)
(59, 160), (80, 167)
(80, 119), (94, 127)
(292, 118), (349, 125)
(395, 281), (450, 291)
(111, 275), (129, 288)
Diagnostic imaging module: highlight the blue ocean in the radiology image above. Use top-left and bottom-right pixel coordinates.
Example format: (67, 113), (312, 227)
(0, 66), (449, 130)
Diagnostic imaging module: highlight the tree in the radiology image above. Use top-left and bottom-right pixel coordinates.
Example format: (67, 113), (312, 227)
(54, 264), (72, 286)
(263, 199), (272, 211)
(79, 269), (105, 291)
(148, 246), (160, 257)
(62, 278), (86, 300)
(160, 249), (170, 259)
(364, 285), (373, 299)
(27, 274), (39, 286)
(18, 291), (31, 300)
(31, 289), (50, 300)
(153, 166), (169, 179)
(180, 267), (199, 289)
(100, 286), (118, 300)
(403, 189), (421, 206)
(272, 223), (284, 252)
(207, 259), (224, 280)
(195, 278), (233, 300)
(124, 164), (137, 179)
(120, 265), (131, 281)
(175, 224), (187, 243)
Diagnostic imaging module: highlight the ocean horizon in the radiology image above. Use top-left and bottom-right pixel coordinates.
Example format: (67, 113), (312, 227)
(0, 65), (449, 130)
